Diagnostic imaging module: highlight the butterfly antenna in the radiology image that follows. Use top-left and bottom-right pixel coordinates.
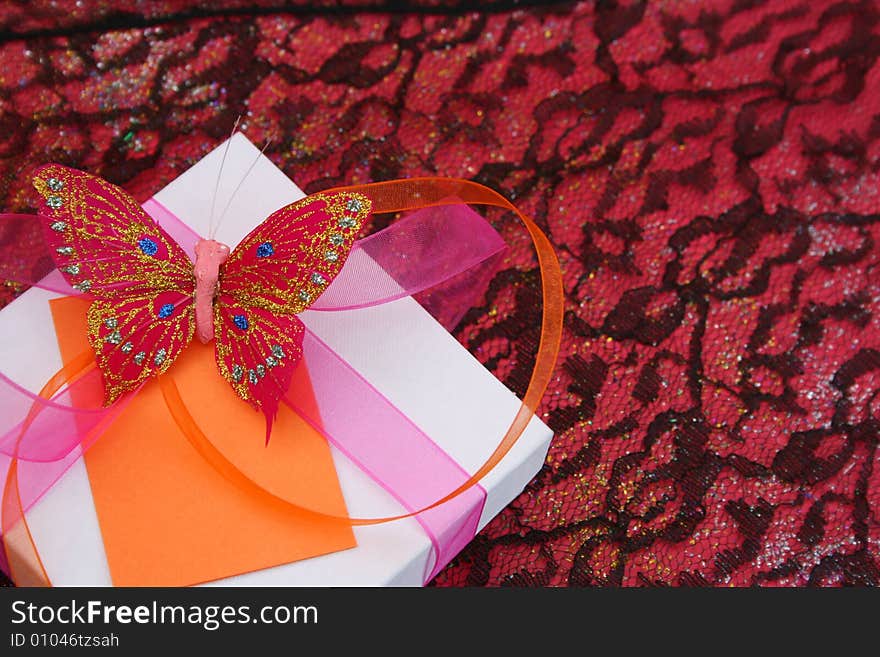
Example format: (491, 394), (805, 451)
(208, 115), (242, 239)
(212, 137), (272, 240)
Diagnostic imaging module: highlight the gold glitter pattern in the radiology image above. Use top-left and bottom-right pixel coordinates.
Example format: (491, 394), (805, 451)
(213, 192), (368, 413)
(87, 294), (195, 403)
(34, 164), (196, 402)
(220, 192), (370, 316)
(33, 164), (195, 299)
(212, 297), (304, 410)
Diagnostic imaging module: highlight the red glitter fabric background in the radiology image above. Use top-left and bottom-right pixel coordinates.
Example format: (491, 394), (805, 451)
(1, 0), (879, 586)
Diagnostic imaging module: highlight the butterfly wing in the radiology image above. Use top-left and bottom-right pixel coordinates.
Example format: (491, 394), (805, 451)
(212, 298), (305, 426)
(216, 191), (371, 428)
(34, 164), (196, 403)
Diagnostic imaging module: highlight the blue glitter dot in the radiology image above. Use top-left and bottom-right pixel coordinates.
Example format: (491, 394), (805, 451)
(138, 237), (159, 256)
(233, 314), (249, 330)
(256, 242), (274, 258)
(157, 303), (175, 318)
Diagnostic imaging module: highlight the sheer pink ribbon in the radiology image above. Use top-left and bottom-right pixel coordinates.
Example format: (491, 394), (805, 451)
(0, 199), (506, 584)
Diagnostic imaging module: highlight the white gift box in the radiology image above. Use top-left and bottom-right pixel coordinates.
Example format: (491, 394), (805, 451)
(0, 135), (552, 586)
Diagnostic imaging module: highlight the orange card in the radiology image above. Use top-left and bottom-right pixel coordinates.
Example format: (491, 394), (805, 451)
(50, 296), (356, 586)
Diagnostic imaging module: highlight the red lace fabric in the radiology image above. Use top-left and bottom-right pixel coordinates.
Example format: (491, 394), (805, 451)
(1, 0), (878, 586)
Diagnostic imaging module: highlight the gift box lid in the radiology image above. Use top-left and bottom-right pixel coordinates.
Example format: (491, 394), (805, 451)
(0, 135), (553, 586)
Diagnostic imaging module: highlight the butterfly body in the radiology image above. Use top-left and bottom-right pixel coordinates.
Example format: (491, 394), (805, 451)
(32, 164), (371, 434)
(193, 238), (231, 344)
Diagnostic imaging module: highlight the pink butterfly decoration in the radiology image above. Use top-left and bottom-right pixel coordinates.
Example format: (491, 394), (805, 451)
(32, 163), (370, 434)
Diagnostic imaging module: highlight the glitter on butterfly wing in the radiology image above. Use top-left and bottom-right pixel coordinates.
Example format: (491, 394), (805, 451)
(212, 299), (304, 435)
(34, 164), (195, 301)
(210, 192), (370, 423)
(34, 164), (198, 403)
(87, 293), (195, 403)
(220, 192), (371, 317)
